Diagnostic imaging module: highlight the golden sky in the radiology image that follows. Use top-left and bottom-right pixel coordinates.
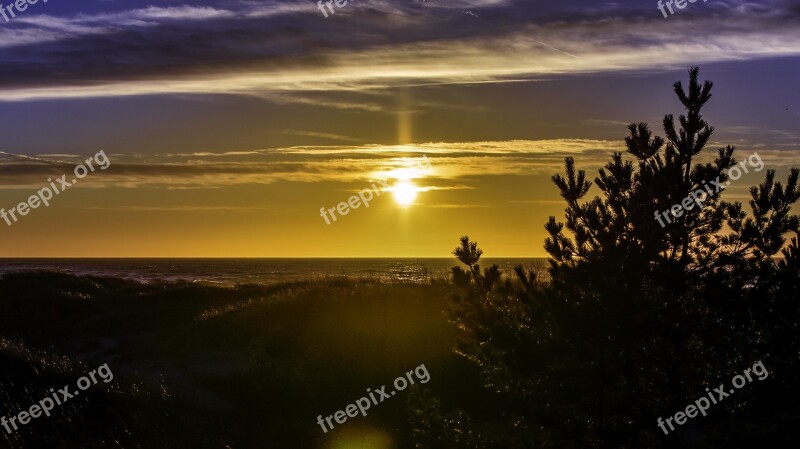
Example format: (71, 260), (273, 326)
(1, 141), (796, 257)
(0, 0), (798, 257)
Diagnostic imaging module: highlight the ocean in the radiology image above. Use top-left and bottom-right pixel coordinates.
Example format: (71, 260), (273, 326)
(0, 258), (547, 285)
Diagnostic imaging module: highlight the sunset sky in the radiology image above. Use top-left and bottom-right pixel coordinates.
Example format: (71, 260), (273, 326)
(0, 0), (798, 257)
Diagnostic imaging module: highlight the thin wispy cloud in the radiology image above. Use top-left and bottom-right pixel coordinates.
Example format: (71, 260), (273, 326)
(282, 130), (364, 143)
(0, 141), (793, 189)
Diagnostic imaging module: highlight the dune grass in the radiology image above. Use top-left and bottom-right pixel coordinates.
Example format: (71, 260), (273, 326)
(0, 272), (484, 448)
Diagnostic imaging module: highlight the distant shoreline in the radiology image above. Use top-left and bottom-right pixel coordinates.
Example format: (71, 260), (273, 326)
(0, 258), (548, 285)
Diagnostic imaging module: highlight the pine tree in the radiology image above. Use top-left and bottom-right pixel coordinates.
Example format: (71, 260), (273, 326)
(410, 68), (800, 449)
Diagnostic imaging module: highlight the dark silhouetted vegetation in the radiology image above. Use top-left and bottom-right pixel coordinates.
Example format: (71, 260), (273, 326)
(410, 68), (800, 449)
(0, 272), (482, 448)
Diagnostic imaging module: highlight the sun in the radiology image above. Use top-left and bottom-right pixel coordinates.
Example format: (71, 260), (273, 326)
(392, 180), (418, 206)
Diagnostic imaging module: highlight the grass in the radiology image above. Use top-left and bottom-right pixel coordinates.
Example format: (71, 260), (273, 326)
(0, 272), (485, 448)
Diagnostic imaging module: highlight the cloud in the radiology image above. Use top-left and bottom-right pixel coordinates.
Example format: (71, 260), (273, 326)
(0, 139), (676, 189)
(0, 140), (602, 188)
(1, 138), (794, 190)
(0, 1), (798, 100)
(254, 93), (386, 112)
(282, 130), (364, 143)
(83, 205), (274, 212)
(424, 203), (491, 208)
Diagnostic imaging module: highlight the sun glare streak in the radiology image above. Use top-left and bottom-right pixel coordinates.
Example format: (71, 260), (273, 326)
(387, 166), (424, 181)
(373, 153), (435, 183)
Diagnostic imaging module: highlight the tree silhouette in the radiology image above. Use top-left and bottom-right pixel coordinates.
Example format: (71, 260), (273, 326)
(410, 68), (800, 449)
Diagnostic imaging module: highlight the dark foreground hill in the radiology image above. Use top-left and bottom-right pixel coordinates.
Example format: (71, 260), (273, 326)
(0, 272), (482, 449)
